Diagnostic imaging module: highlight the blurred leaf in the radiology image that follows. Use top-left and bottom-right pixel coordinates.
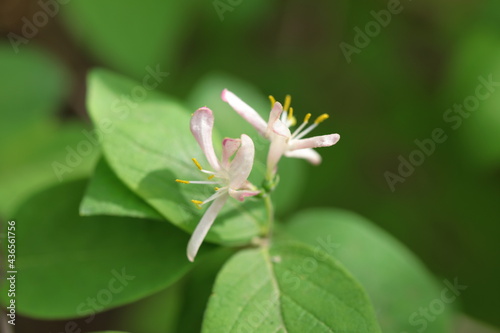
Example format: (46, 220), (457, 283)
(0, 43), (68, 137)
(2, 180), (193, 319)
(87, 69), (266, 245)
(119, 280), (183, 333)
(203, 242), (381, 332)
(0, 122), (98, 217)
(0, 44), (82, 216)
(285, 208), (455, 333)
(174, 248), (234, 333)
(80, 158), (163, 220)
(444, 27), (500, 168)
(61, 0), (196, 79)
(187, 72), (307, 215)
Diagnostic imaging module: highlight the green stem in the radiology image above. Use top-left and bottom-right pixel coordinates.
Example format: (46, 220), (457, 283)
(263, 194), (274, 237)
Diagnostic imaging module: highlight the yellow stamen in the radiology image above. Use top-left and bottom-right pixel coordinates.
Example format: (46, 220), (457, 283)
(284, 94), (292, 112)
(268, 95), (276, 108)
(192, 158), (203, 170)
(176, 179), (190, 184)
(287, 107), (297, 126)
(191, 200), (203, 209)
(214, 187), (220, 191)
(314, 113), (329, 124)
(208, 175), (215, 180)
(304, 113), (312, 123)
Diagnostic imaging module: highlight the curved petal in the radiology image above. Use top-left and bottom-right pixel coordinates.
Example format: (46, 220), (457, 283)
(265, 102), (284, 138)
(228, 134), (255, 189)
(267, 134), (288, 175)
(190, 107), (221, 171)
(284, 148), (322, 165)
(290, 134), (340, 151)
(221, 138), (241, 169)
(187, 195), (228, 262)
(229, 189), (260, 202)
(272, 118), (291, 138)
(221, 89), (267, 136)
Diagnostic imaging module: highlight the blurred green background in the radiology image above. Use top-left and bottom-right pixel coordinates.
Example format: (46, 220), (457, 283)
(1, 0), (499, 332)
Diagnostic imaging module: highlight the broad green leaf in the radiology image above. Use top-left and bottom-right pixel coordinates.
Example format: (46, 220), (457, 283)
(2, 180), (194, 319)
(285, 208), (455, 333)
(61, 0), (195, 79)
(80, 158), (163, 220)
(87, 69), (266, 245)
(187, 72), (306, 214)
(203, 242), (381, 332)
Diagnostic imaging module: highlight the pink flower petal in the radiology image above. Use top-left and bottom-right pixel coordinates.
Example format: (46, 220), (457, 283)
(266, 102), (284, 137)
(229, 189), (260, 201)
(221, 138), (241, 169)
(187, 195), (228, 262)
(284, 148), (322, 165)
(267, 134), (288, 175)
(190, 108), (221, 171)
(290, 134), (340, 150)
(221, 89), (267, 136)
(229, 134), (255, 189)
(272, 118), (291, 138)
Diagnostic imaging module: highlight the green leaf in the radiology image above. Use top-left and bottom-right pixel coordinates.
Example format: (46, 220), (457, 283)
(3, 180), (194, 319)
(203, 242), (381, 332)
(86, 69), (266, 245)
(118, 280), (184, 333)
(0, 44), (86, 216)
(443, 28), (500, 168)
(174, 248), (234, 333)
(187, 72), (307, 214)
(80, 158), (163, 220)
(285, 208), (455, 332)
(61, 0), (196, 79)
(0, 43), (68, 136)
(0, 121), (99, 217)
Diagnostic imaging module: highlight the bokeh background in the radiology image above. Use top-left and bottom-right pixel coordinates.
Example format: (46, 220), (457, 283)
(1, 0), (499, 332)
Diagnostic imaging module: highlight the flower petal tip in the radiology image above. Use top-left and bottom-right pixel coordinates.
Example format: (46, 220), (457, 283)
(195, 106), (213, 115)
(221, 89), (229, 101)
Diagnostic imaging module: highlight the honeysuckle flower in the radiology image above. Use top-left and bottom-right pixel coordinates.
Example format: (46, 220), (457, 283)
(221, 89), (340, 176)
(176, 107), (259, 262)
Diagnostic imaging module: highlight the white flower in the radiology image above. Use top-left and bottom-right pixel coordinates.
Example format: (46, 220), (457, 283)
(176, 107), (259, 262)
(221, 89), (340, 175)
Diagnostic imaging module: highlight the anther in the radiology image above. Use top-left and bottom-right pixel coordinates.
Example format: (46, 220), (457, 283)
(176, 179), (190, 184)
(268, 95), (276, 108)
(284, 94), (292, 112)
(192, 158), (203, 170)
(314, 113), (329, 124)
(304, 113), (312, 123)
(208, 175), (215, 180)
(191, 200), (204, 209)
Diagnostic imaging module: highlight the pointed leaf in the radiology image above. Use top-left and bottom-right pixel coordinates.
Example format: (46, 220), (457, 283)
(285, 208), (455, 332)
(203, 242), (381, 332)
